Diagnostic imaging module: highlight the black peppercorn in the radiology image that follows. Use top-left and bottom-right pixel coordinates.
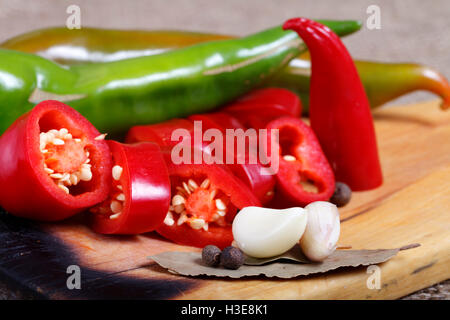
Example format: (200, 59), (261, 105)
(220, 246), (245, 270)
(330, 182), (352, 207)
(201, 245), (222, 267)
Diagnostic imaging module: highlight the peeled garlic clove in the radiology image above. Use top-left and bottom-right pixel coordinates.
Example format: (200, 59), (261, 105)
(232, 206), (307, 258)
(300, 201), (340, 262)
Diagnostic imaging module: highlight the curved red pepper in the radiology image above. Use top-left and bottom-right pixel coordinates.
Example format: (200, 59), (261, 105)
(90, 141), (171, 234)
(0, 100), (112, 221)
(224, 88), (302, 129)
(157, 157), (261, 249)
(266, 116), (335, 207)
(283, 18), (382, 191)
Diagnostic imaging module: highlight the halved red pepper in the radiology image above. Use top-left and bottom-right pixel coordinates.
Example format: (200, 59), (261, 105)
(223, 88), (302, 129)
(90, 141), (171, 234)
(0, 100), (112, 221)
(157, 154), (261, 249)
(266, 116), (335, 207)
(283, 18), (383, 191)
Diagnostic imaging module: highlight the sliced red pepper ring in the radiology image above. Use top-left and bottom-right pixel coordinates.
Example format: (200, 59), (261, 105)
(157, 157), (261, 249)
(266, 116), (335, 207)
(90, 141), (171, 234)
(0, 100), (112, 221)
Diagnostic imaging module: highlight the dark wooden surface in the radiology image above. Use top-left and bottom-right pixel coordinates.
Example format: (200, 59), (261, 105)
(0, 211), (195, 299)
(0, 206), (448, 299)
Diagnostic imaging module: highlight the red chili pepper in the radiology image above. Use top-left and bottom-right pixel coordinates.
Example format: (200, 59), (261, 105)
(90, 141), (171, 234)
(224, 88), (302, 129)
(283, 18), (383, 191)
(157, 155), (261, 249)
(0, 100), (112, 221)
(266, 116), (335, 207)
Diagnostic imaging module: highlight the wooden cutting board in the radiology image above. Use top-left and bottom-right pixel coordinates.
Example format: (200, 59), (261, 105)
(0, 100), (449, 300)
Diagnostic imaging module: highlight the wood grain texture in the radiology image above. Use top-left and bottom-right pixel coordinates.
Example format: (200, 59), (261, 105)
(0, 100), (449, 299)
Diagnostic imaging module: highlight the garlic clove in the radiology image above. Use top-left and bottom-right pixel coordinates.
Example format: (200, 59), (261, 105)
(232, 206), (307, 258)
(299, 201), (340, 262)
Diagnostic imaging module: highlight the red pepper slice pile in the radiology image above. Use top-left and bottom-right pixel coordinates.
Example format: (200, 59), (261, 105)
(127, 87), (334, 208)
(0, 98), (261, 249)
(0, 100), (112, 221)
(283, 18), (383, 191)
(90, 141), (171, 234)
(0, 18), (386, 250)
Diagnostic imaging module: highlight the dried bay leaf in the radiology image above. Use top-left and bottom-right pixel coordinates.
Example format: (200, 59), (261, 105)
(244, 244), (311, 265)
(149, 244), (419, 279)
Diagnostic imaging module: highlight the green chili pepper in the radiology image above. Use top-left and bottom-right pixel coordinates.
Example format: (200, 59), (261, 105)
(3, 21), (449, 111)
(0, 20), (360, 65)
(0, 20), (361, 134)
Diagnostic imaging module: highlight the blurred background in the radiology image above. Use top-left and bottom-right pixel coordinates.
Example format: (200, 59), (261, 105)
(0, 0), (449, 106)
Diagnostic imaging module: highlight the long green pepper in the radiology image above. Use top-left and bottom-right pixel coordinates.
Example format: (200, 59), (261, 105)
(4, 21), (449, 113)
(0, 20), (360, 134)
